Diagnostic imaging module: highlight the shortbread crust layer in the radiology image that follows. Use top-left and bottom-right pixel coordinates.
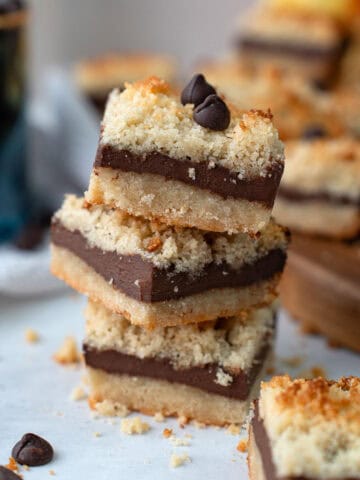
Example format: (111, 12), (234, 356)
(87, 364), (269, 426)
(87, 168), (273, 233)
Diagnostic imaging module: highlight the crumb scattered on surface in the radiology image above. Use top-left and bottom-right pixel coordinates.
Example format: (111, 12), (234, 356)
(177, 415), (188, 428)
(280, 355), (305, 368)
(299, 365), (327, 379)
(22, 465), (29, 471)
(193, 420), (206, 429)
(121, 417), (150, 435)
(169, 453), (191, 468)
(49, 469), (55, 476)
(169, 435), (191, 447)
(70, 386), (87, 401)
(154, 412), (165, 422)
(227, 424), (241, 435)
(237, 440), (248, 452)
(6, 457), (18, 472)
(94, 432), (102, 438)
(25, 328), (39, 343)
(163, 428), (173, 438)
(53, 336), (81, 365)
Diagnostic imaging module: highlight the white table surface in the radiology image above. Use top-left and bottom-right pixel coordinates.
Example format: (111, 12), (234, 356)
(0, 293), (358, 480)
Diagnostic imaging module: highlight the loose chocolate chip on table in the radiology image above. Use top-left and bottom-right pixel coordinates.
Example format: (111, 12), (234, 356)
(302, 125), (327, 140)
(181, 73), (216, 106)
(0, 466), (22, 480)
(12, 433), (54, 466)
(193, 94), (231, 131)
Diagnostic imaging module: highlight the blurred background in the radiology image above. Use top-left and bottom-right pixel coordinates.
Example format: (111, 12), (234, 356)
(1, 0), (359, 350)
(29, 0), (252, 94)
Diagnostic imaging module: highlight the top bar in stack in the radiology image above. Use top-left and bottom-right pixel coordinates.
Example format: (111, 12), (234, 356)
(86, 76), (284, 234)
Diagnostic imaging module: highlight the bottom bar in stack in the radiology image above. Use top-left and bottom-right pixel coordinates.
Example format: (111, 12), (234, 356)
(84, 301), (276, 426)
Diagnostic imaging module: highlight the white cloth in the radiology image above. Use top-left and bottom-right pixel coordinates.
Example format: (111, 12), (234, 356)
(0, 68), (99, 297)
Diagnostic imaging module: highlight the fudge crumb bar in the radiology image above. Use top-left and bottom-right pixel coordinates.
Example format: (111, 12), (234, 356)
(85, 301), (276, 426)
(249, 375), (360, 479)
(86, 76), (284, 233)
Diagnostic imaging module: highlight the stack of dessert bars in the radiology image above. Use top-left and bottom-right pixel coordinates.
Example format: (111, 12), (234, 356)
(51, 75), (288, 426)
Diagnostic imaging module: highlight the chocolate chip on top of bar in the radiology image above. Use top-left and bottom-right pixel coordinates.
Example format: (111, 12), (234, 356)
(181, 74), (230, 131)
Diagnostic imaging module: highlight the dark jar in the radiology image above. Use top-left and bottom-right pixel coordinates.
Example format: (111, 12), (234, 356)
(0, 0), (28, 242)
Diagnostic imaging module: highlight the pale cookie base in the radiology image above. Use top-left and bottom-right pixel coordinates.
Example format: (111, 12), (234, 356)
(86, 168), (270, 233)
(87, 353), (271, 426)
(248, 426), (267, 480)
(51, 245), (280, 328)
(274, 197), (360, 239)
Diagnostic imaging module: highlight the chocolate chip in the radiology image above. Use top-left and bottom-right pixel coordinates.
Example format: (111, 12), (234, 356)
(12, 433), (54, 466)
(193, 94), (230, 131)
(302, 125), (327, 140)
(181, 74), (216, 106)
(0, 466), (22, 480)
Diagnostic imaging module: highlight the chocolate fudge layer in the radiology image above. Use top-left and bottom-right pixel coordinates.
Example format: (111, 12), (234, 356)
(274, 138), (360, 239)
(50, 196), (288, 327)
(85, 301), (276, 425)
(280, 234), (360, 352)
(248, 376), (360, 480)
(86, 76), (284, 234)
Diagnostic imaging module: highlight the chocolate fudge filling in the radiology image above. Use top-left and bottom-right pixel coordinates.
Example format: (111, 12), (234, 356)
(84, 331), (272, 400)
(51, 221), (287, 303)
(238, 37), (347, 60)
(279, 187), (360, 207)
(251, 402), (359, 480)
(94, 146), (284, 207)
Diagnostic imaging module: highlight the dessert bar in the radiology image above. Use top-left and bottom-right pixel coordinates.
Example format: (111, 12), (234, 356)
(86, 76), (284, 233)
(51, 195), (288, 327)
(237, 7), (349, 86)
(274, 138), (360, 239)
(248, 375), (360, 480)
(75, 52), (176, 114)
(85, 301), (276, 426)
(280, 233), (360, 352)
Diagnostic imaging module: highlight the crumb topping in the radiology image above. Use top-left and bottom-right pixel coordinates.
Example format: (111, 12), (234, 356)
(100, 77), (284, 177)
(85, 300), (275, 373)
(282, 138), (360, 200)
(260, 375), (360, 478)
(54, 195), (288, 274)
